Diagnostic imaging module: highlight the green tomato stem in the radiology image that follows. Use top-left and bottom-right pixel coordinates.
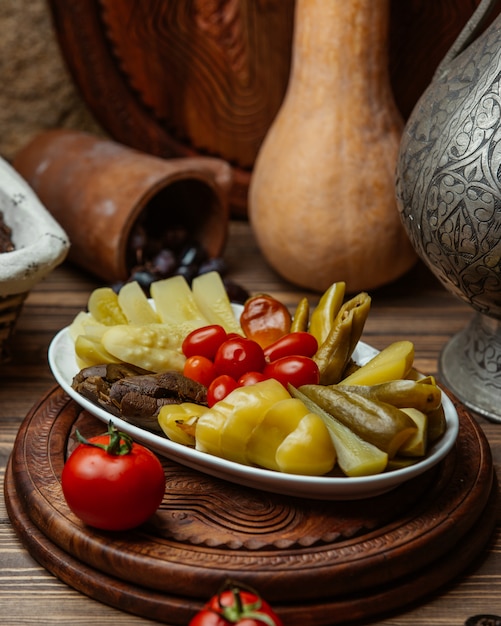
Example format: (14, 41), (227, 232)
(75, 420), (134, 456)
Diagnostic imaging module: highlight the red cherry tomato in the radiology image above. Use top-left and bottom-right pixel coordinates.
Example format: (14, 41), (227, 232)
(189, 582), (283, 626)
(263, 331), (318, 362)
(263, 355), (320, 389)
(237, 371), (268, 386)
(214, 337), (266, 380)
(183, 355), (216, 387)
(207, 374), (239, 407)
(240, 294), (292, 349)
(61, 423), (166, 531)
(182, 325), (228, 359)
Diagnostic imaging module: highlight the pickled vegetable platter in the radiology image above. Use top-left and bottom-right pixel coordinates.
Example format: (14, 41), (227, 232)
(48, 272), (459, 500)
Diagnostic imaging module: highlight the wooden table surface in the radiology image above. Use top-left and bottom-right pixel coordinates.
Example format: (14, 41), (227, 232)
(1, 220), (500, 625)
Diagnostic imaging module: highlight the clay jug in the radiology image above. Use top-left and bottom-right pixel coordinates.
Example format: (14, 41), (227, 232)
(248, 0), (417, 294)
(396, 0), (501, 319)
(14, 130), (232, 284)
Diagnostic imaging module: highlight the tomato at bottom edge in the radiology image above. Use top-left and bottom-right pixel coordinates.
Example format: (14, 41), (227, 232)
(189, 587), (283, 626)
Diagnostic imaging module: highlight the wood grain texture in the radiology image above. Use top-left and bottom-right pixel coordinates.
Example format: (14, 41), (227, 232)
(2, 221), (501, 625)
(4, 385), (497, 624)
(47, 0), (499, 216)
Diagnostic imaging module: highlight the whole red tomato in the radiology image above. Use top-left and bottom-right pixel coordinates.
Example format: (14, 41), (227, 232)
(184, 354), (217, 387)
(263, 355), (320, 388)
(263, 331), (318, 362)
(189, 581), (283, 626)
(237, 371), (268, 387)
(214, 337), (266, 381)
(182, 325), (228, 359)
(207, 374), (240, 407)
(61, 422), (166, 531)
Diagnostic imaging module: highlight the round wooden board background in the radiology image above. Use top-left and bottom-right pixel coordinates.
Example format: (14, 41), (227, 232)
(5, 386), (498, 625)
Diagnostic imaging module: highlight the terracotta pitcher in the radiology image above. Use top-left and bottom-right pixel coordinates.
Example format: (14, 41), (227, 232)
(14, 130), (232, 284)
(396, 0), (501, 421)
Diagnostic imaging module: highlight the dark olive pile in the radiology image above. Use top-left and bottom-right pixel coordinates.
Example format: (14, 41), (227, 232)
(113, 222), (250, 304)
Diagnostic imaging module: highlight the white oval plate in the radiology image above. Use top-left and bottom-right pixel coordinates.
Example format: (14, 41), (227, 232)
(48, 307), (459, 500)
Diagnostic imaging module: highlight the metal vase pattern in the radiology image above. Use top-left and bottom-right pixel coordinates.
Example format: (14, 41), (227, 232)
(396, 0), (501, 318)
(395, 0), (501, 421)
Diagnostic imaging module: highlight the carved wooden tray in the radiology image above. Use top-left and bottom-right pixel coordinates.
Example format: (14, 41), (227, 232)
(5, 385), (497, 625)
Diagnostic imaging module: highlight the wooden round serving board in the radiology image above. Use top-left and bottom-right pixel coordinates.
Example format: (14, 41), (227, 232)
(5, 385), (497, 625)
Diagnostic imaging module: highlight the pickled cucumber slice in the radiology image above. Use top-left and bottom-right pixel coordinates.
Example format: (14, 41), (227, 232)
(101, 324), (187, 372)
(118, 281), (160, 325)
(87, 287), (127, 326)
(339, 340), (415, 386)
(192, 271), (243, 334)
(150, 275), (209, 326)
(399, 408), (428, 457)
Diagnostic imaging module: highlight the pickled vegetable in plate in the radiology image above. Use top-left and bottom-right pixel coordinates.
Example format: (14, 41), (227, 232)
(240, 294), (292, 348)
(339, 340), (415, 386)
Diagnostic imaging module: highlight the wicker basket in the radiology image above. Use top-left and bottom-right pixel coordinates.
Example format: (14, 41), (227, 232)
(0, 155), (69, 363)
(0, 292), (28, 362)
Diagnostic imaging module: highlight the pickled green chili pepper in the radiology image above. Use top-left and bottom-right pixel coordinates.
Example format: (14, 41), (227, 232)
(298, 383), (417, 459)
(314, 292), (371, 385)
(308, 281), (346, 346)
(290, 297), (310, 333)
(336, 377), (442, 413)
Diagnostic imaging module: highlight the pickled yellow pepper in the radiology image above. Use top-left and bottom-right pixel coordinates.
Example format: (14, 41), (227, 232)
(158, 402), (207, 446)
(246, 398), (336, 475)
(195, 379), (290, 464)
(195, 379), (335, 475)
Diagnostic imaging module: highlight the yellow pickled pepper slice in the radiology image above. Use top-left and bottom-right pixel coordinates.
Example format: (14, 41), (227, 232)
(158, 402), (207, 446)
(195, 379), (290, 464)
(276, 413), (336, 475)
(246, 398), (311, 471)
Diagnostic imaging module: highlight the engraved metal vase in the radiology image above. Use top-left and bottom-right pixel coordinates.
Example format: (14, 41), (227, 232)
(396, 0), (501, 421)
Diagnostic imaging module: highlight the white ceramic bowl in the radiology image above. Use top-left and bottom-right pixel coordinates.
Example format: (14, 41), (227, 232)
(48, 304), (459, 500)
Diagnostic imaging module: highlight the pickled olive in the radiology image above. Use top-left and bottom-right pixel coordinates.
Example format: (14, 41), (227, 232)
(336, 378), (442, 413)
(314, 292), (371, 385)
(240, 294), (292, 349)
(290, 297), (310, 333)
(298, 384), (418, 459)
(308, 281), (346, 346)
(290, 386), (388, 477)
